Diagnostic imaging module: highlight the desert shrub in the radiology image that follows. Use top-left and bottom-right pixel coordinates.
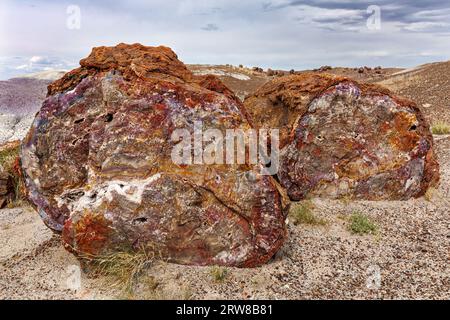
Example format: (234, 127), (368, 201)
(431, 121), (450, 135)
(210, 266), (228, 282)
(252, 67), (263, 73)
(289, 201), (327, 226)
(348, 212), (377, 235)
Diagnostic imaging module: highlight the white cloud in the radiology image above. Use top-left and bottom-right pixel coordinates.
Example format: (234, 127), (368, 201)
(15, 64), (29, 70)
(350, 50), (391, 58)
(12, 56), (61, 72)
(288, 5), (366, 31)
(403, 21), (450, 32)
(1, 55), (74, 79)
(410, 8), (450, 21)
(29, 56), (43, 63)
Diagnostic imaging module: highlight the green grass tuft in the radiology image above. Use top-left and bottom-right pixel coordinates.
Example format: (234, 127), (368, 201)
(348, 211), (378, 235)
(289, 201), (327, 226)
(210, 266), (228, 282)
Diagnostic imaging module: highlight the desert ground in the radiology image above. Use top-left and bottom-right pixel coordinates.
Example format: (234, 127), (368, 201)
(0, 63), (449, 300)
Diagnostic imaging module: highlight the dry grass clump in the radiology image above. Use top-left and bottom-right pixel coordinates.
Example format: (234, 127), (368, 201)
(0, 142), (20, 176)
(424, 187), (435, 202)
(82, 248), (194, 300)
(424, 187), (450, 207)
(0, 142), (27, 208)
(431, 121), (450, 135)
(289, 200), (327, 226)
(82, 248), (157, 295)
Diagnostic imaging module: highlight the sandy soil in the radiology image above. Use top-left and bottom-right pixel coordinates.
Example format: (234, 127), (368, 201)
(1, 134), (448, 300)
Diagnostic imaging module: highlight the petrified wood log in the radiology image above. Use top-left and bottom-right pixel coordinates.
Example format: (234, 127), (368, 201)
(21, 43), (287, 267)
(244, 73), (439, 200)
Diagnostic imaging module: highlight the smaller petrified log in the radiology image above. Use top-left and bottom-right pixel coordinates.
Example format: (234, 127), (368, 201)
(244, 73), (439, 201)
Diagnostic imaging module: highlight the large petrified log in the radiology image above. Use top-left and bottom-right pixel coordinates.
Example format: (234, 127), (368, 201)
(244, 73), (439, 201)
(21, 44), (287, 267)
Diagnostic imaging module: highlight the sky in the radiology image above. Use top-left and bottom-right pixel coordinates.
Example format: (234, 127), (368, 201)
(0, 0), (450, 79)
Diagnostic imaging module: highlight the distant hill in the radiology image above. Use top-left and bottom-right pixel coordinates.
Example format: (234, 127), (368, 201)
(377, 61), (450, 124)
(0, 70), (66, 116)
(188, 64), (270, 101)
(0, 70), (66, 144)
(17, 70), (66, 81)
(188, 64), (405, 101)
